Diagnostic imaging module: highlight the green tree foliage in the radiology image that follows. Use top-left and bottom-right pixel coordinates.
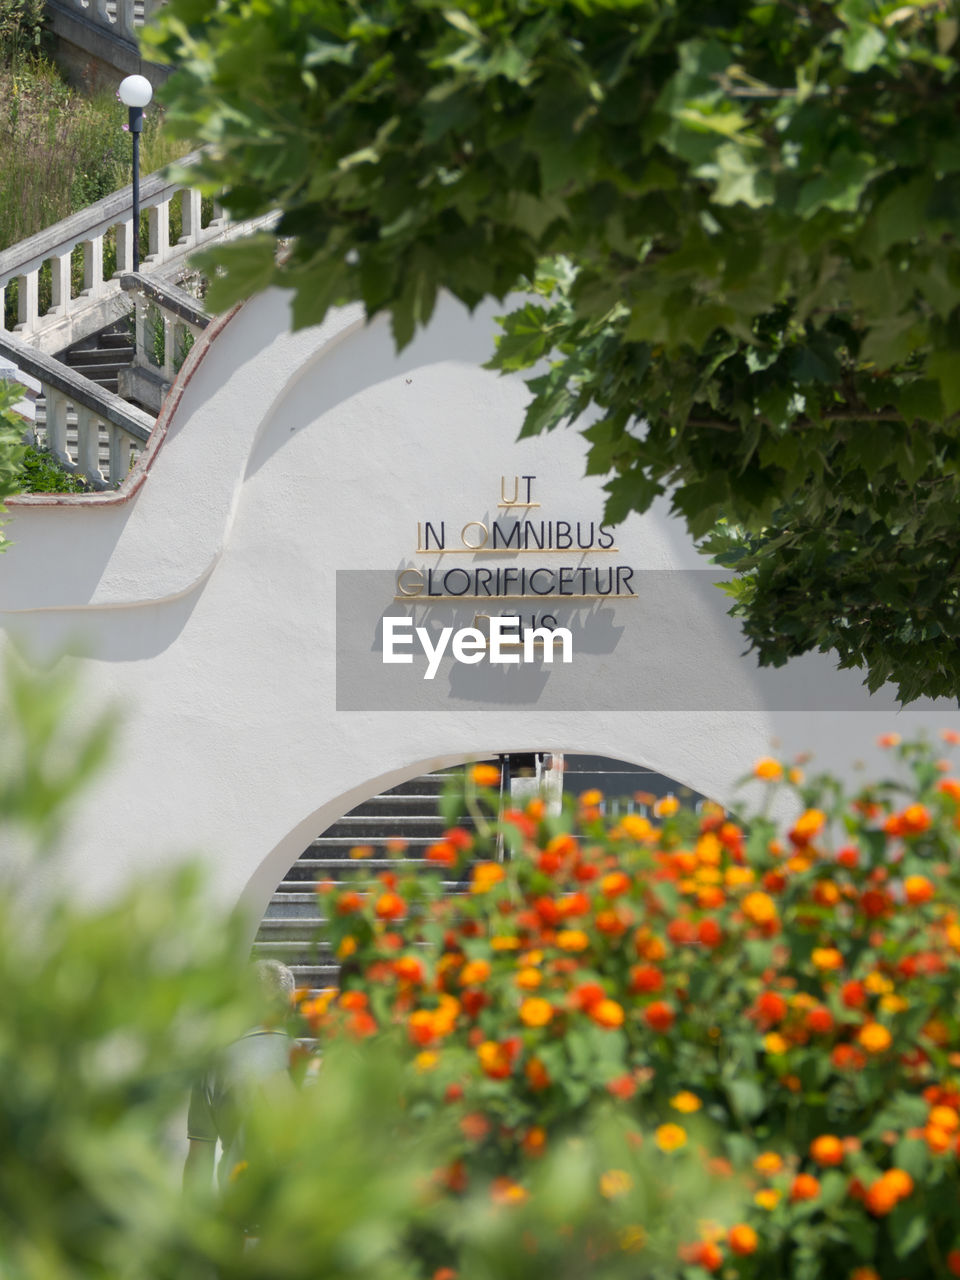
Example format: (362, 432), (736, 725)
(0, 657), (730, 1279)
(0, 380), (28, 547)
(145, 0), (960, 702)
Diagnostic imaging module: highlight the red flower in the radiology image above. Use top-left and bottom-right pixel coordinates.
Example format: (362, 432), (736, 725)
(755, 991), (788, 1025)
(644, 1001), (675, 1033)
(697, 918), (723, 947)
(806, 1006), (835, 1035)
(571, 982), (606, 1011)
(629, 964), (664, 994)
(841, 980), (867, 1010)
(375, 891), (406, 921)
(606, 1073), (637, 1100)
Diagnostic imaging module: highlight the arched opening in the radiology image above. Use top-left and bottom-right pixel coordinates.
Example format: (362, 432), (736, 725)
(252, 753), (711, 990)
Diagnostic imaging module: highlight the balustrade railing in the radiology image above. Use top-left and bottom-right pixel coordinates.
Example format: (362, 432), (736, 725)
(0, 329), (153, 490)
(61, 0), (165, 41)
(118, 271), (209, 411)
(0, 151), (232, 356)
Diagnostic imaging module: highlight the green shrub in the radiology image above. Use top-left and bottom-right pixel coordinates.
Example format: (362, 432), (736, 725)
(17, 443), (89, 493)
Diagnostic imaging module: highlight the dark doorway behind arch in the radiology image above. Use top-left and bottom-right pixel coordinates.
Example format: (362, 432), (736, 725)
(252, 754), (708, 990)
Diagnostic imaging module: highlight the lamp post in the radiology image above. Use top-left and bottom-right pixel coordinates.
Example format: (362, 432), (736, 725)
(118, 75), (154, 272)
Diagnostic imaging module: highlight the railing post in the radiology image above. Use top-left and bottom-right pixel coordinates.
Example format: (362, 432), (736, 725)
(76, 406), (103, 487)
(0, 284), (5, 332)
(116, 0), (136, 38)
(44, 389), (70, 467)
(209, 197), (226, 229)
(114, 219), (134, 275)
(108, 424), (133, 486)
(133, 293), (149, 367)
(141, 0), (163, 21)
(15, 269), (39, 334)
(161, 314), (176, 380)
(147, 198), (170, 265)
(94, 0), (111, 21)
(180, 189), (203, 246)
(50, 252), (72, 317)
(81, 235), (104, 297)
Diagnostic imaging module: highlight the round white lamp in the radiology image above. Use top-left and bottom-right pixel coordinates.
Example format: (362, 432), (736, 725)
(118, 76), (154, 270)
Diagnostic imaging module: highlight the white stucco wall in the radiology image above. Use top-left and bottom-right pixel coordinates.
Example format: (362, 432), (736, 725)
(2, 290), (957, 927)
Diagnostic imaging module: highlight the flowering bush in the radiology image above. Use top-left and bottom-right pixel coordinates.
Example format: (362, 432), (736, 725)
(310, 736), (960, 1280)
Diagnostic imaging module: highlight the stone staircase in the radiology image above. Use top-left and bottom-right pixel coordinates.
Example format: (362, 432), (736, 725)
(253, 766), (482, 990)
(62, 321), (135, 396)
(251, 755), (704, 992)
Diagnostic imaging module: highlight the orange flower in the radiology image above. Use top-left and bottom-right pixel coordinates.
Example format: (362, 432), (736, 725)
(470, 862), (506, 894)
(524, 1057), (551, 1091)
(590, 998), (626, 1030)
(521, 1125), (547, 1158)
(393, 955), (425, 983)
(655, 1123), (687, 1152)
(644, 1001), (675, 1033)
(865, 1169), (913, 1216)
(629, 964), (664, 994)
(460, 959), (491, 986)
(476, 1040), (513, 1079)
(727, 1224), (758, 1256)
(904, 875), (934, 905)
(806, 1006), (835, 1035)
(519, 997), (554, 1028)
(789, 808), (826, 845)
(810, 1135), (845, 1166)
(753, 1151), (783, 1175)
(812, 947), (843, 971)
(697, 918), (723, 947)
(654, 794), (680, 817)
(375, 891), (406, 921)
(556, 929), (590, 952)
(471, 763), (501, 787)
(858, 1022), (892, 1054)
(790, 1174), (821, 1202)
(753, 757), (783, 781)
(670, 1091), (701, 1113)
(335, 890), (363, 915)
(878, 733), (901, 747)
(514, 966), (542, 990)
(742, 892), (779, 926)
(755, 990), (787, 1024)
(426, 841), (457, 868)
(600, 870), (631, 898)
(490, 1176), (528, 1205)
(679, 1241), (723, 1271)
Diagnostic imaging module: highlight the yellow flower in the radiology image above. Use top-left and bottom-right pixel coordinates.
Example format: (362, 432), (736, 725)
(879, 994), (909, 1014)
(669, 1091), (702, 1114)
(727, 866), (757, 890)
(490, 935), (521, 951)
(228, 1160), (249, 1183)
(348, 844), (373, 859)
(337, 936), (357, 959)
(654, 794), (679, 817)
(599, 1169), (633, 1198)
(620, 813), (655, 842)
(696, 833), (722, 865)
(754, 1188), (781, 1210)
(580, 788), (604, 806)
(515, 967), (542, 990)
(764, 1032), (789, 1055)
(864, 972), (893, 995)
(618, 1224), (648, 1252)
(471, 861), (506, 893)
(415, 1051), (439, 1072)
(811, 947), (843, 971)
(655, 1123), (687, 1152)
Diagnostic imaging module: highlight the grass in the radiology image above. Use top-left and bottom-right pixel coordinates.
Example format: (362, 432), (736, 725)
(0, 56), (186, 253)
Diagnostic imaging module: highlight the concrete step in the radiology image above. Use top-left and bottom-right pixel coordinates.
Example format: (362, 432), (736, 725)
(67, 349), (134, 368)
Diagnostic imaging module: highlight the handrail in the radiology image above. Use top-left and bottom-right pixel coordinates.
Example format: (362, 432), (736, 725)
(120, 272), (209, 329)
(0, 151), (205, 281)
(0, 329), (152, 441)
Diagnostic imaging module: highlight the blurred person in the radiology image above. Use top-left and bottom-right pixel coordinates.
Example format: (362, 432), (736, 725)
(183, 959), (297, 1190)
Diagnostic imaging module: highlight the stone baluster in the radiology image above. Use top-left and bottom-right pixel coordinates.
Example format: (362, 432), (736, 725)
(179, 189), (203, 246)
(114, 218), (135, 275)
(15, 269), (39, 334)
(0, 285), (6, 332)
(81, 234), (104, 298)
(209, 197), (226, 228)
(44, 389), (70, 466)
(161, 315), (178, 381)
(115, 0), (136, 37)
(141, 0), (163, 22)
(94, 0), (110, 21)
(132, 292), (149, 367)
(49, 252), (72, 317)
(75, 406), (104, 486)
(108, 424), (134, 485)
(147, 198), (170, 265)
